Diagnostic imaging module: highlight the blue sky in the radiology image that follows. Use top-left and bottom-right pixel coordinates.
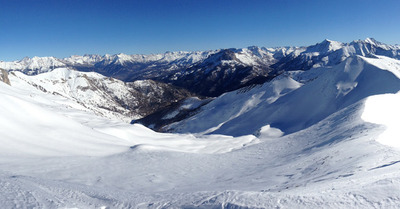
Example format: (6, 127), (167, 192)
(1, 0), (399, 61)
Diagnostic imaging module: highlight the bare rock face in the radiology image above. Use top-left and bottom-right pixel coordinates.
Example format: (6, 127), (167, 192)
(0, 69), (10, 85)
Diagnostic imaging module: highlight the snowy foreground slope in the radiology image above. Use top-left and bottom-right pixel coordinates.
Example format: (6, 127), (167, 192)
(1, 55), (400, 208)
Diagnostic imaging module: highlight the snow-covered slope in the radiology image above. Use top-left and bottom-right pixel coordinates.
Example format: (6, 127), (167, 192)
(166, 55), (400, 136)
(1, 63), (400, 207)
(0, 79), (256, 157)
(9, 68), (193, 121)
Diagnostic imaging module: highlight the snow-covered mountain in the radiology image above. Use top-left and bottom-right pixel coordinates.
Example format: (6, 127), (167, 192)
(0, 56), (66, 75)
(7, 68), (192, 121)
(272, 38), (400, 72)
(2, 38), (400, 98)
(162, 55), (400, 136)
(0, 51), (216, 77)
(1, 42), (400, 207)
(163, 48), (277, 96)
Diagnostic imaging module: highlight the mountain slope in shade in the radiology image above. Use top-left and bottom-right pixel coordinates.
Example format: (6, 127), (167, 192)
(163, 48), (278, 96)
(165, 55), (400, 136)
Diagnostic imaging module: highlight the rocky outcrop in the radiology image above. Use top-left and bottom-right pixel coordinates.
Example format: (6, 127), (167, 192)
(0, 69), (10, 85)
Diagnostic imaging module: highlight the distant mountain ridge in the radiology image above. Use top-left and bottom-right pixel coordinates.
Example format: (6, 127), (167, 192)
(2, 38), (399, 97)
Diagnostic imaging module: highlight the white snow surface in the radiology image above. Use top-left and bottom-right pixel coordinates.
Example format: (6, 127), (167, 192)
(1, 54), (400, 208)
(362, 91), (400, 148)
(0, 78), (256, 156)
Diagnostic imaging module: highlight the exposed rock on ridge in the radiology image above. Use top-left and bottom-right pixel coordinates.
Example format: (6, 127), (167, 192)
(0, 69), (10, 85)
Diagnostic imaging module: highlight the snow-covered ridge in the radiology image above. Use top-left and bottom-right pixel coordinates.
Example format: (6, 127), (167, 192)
(166, 55), (400, 136)
(2, 38), (399, 77)
(62, 51), (214, 66)
(0, 56), (66, 75)
(0, 51), (218, 75)
(272, 38), (400, 71)
(2, 38), (399, 98)
(0, 73), (258, 156)
(9, 67), (192, 122)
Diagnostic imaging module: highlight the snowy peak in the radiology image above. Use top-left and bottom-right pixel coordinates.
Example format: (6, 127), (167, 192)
(272, 38), (400, 71)
(199, 49), (240, 67)
(109, 53), (135, 65)
(349, 38), (400, 57)
(0, 56), (66, 75)
(307, 39), (344, 54)
(235, 46), (276, 66)
(63, 54), (104, 66)
(364, 37), (380, 45)
(352, 38), (384, 46)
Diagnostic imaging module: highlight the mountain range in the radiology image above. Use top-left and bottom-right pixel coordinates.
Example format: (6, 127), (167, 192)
(1, 38), (400, 208)
(1, 38), (400, 125)
(2, 38), (399, 98)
